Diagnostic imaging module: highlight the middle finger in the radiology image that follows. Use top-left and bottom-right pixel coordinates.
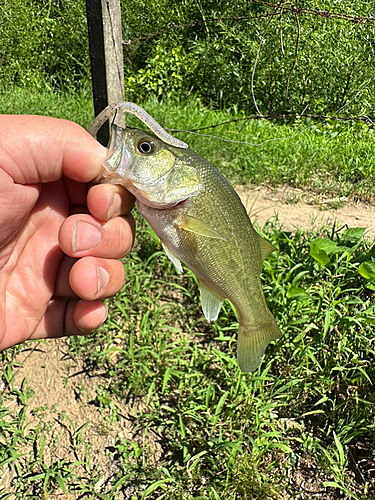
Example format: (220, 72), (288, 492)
(59, 213), (135, 259)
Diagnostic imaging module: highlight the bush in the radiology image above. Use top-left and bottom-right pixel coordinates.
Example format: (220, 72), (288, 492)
(1, 0), (374, 117)
(122, 0), (375, 115)
(0, 0), (90, 90)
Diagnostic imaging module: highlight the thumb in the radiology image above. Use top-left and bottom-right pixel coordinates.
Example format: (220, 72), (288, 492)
(0, 115), (107, 184)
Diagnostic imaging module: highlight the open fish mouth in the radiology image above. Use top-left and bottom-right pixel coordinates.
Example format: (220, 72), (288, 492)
(158, 198), (189, 210)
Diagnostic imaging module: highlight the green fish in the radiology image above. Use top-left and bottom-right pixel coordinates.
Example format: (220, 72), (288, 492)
(97, 124), (281, 372)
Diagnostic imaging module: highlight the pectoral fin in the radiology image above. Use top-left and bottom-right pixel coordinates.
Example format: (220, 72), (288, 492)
(199, 281), (224, 321)
(178, 216), (226, 240)
(161, 242), (183, 273)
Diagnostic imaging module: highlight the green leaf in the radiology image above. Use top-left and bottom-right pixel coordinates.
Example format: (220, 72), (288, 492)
(323, 481), (344, 488)
(309, 239), (334, 266)
(215, 391), (229, 418)
(142, 478), (173, 498)
(311, 238), (338, 254)
(334, 245), (352, 254)
(287, 286), (307, 298)
(333, 432), (345, 468)
(341, 227), (366, 242)
(268, 442), (293, 453)
(323, 309), (331, 335)
(358, 261), (375, 281)
(56, 474), (67, 494)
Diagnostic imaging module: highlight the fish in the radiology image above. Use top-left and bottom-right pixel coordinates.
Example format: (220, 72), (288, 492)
(91, 111), (281, 372)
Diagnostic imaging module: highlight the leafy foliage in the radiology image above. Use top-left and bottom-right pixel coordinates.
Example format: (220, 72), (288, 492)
(1, 0), (375, 115)
(122, 0), (375, 115)
(0, 0), (90, 90)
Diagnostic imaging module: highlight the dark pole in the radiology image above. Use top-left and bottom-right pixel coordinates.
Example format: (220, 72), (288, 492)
(86, 0), (109, 145)
(86, 0), (125, 146)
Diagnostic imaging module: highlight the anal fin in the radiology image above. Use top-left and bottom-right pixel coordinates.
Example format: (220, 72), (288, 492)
(199, 281), (224, 321)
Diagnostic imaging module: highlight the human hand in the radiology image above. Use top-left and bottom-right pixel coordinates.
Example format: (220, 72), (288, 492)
(0, 115), (135, 350)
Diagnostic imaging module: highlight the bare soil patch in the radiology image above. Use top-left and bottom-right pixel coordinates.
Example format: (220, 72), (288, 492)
(3, 340), (151, 498)
(237, 184), (375, 237)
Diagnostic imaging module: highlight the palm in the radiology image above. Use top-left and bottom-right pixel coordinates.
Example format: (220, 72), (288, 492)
(1, 178), (71, 347)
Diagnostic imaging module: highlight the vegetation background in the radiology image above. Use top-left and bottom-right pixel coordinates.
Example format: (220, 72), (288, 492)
(1, 0), (375, 117)
(1, 0), (375, 498)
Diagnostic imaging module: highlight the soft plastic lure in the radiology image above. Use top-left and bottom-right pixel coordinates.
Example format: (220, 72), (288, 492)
(88, 101), (188, 149)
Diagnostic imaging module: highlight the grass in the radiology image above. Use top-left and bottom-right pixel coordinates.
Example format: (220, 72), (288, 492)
(2, 216), (375, 499)
(1, 88), (375, 200)
(1, 88), (375, 498)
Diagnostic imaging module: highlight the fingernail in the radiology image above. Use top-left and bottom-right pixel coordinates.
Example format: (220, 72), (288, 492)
(101, 303), (108, 324)
(97, 266), (110, 295)
(107, 193), (122, 219)
(72, 220), (101, 253)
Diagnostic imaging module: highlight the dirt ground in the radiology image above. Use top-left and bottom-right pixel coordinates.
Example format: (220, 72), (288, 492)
(236, 185), (375, 237)
(5, 185), (375, 498)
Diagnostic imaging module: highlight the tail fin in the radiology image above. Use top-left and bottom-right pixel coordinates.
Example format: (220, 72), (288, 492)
(237, 318), (281, 372)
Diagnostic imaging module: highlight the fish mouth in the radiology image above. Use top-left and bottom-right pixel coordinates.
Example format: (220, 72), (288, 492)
(158, 198), (189, 211)
(136, 196), (190, 212)
(94, 168), (122, 185)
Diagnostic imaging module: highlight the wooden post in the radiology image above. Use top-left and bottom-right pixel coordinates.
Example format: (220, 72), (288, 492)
(86, 0), (125, 145)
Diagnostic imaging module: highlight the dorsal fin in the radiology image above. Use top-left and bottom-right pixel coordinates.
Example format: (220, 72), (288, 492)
(259, 237), (277, 262)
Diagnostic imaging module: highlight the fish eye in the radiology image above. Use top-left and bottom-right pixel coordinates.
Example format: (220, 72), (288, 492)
(137, 139), (155, 155)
